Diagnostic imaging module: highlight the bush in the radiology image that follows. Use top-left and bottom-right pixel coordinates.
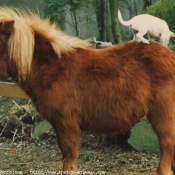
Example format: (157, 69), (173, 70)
(146, 0), (175, 31)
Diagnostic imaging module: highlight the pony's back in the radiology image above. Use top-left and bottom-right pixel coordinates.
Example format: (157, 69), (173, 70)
(72, 42), (175, 136)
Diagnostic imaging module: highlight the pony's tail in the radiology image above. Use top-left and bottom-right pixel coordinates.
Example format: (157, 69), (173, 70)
(118, 10), (131, 26)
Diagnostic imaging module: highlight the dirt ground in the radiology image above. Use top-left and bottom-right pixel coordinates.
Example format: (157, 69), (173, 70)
(0, 97), (159, 175)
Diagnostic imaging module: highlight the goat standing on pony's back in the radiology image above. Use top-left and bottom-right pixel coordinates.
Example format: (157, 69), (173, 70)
(118, 9), (175, 46)
(0, 7), (175, 175)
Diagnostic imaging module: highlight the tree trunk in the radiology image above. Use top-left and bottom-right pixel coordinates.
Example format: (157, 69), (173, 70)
(109, 0), (122, 43)
(102, 0), (107, 41)
(72, 9), (79, 37)
(95, 0), (104, 41)
(106, 0), (114, 43)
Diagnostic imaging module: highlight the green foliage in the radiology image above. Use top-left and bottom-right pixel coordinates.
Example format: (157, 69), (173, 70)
(43, 0), (66, 23)
(15, 106), (35, 117)
(146, 0), (175, 31)
(84, 152), (93, 161)
(43, 0), (100, 36)
(32, 120), (52, 138)
(43, 0), (99, 23)
(128, 120), (159, 154)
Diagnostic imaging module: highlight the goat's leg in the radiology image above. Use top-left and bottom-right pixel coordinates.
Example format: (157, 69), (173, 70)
(136, 31), (149, 44)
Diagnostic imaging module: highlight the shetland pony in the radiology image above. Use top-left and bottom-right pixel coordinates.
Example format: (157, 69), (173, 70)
(0, 8), (175, 175)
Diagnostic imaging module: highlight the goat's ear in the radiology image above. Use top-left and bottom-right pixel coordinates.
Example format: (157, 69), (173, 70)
(171, 32), (175, 37)
(0, 20), (14, 34)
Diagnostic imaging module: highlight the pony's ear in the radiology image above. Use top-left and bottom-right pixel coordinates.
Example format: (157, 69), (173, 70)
(4, 20), (14, 34)
(0, 20), (14, 34)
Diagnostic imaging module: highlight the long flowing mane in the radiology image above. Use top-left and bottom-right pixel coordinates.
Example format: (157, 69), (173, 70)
(0, 7), (91, 79)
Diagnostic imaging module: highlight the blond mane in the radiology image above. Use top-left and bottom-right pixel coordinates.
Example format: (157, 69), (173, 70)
(0, 7), (91, 80)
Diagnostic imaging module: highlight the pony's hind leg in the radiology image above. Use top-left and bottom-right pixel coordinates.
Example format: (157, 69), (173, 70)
(172, 153), (175, 174)
(151, 121), (175, 175)
(148, 101), (175, 175)
(157, 137), (174, 175)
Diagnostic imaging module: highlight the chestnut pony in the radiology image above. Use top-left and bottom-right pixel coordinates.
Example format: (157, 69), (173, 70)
(0, 8), (175, 175)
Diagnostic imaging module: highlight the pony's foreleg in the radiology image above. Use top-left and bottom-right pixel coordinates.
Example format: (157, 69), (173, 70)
(50, 118), (80, 175)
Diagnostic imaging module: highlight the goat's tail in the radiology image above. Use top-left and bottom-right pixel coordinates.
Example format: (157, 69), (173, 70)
(118, 10), (131, 26)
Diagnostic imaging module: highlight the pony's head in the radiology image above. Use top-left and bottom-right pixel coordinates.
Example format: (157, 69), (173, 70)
(0, 8), (34, 81)
(0, 7), (91, 82)
(0, 18), (14, 80)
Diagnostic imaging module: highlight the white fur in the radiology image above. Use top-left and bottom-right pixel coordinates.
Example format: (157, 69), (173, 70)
(118, 10), (175, 47)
